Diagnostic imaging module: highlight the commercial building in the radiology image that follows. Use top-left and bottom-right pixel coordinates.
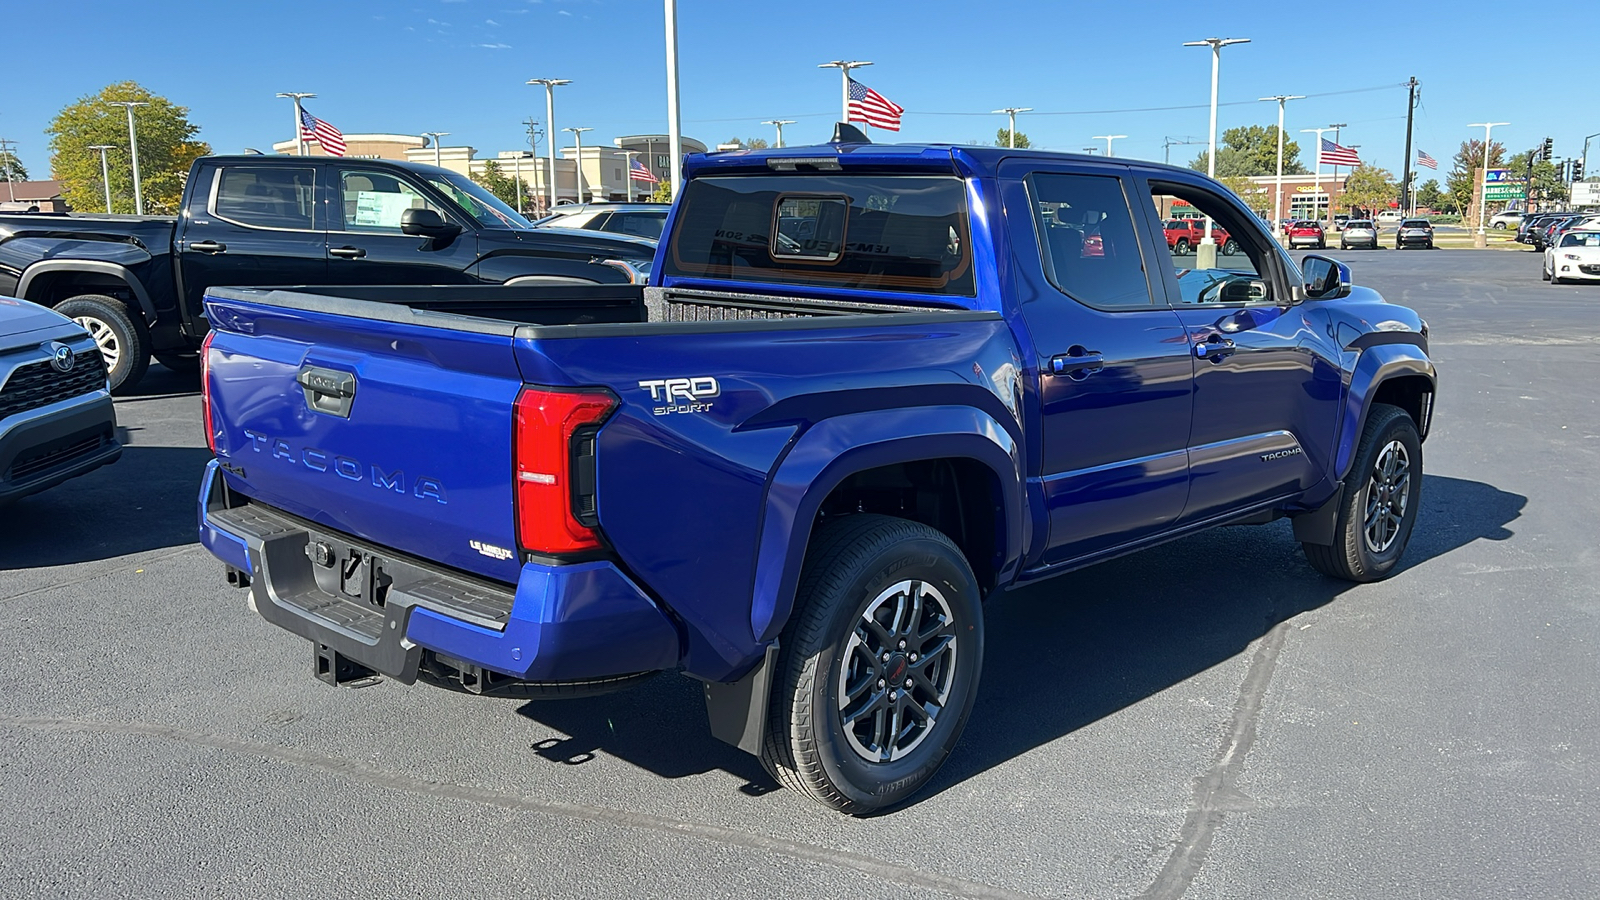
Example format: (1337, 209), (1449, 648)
(1246, 172), (1353, 220)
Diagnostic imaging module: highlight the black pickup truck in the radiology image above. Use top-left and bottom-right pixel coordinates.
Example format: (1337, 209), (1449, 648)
(0, 156), (657, 392)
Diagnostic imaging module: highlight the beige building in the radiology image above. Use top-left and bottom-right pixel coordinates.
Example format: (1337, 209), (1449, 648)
(0, 179), (70, 212)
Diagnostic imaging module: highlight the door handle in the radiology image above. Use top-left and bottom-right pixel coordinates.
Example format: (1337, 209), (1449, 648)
(1194, 337), (1236, 361)
(1049, 347), (1104, 380)
(330, 246), (367, 259)
(189, 240), (227, 254)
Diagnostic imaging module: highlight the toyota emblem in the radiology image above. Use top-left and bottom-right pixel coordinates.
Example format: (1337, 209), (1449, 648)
(47, 342), (76, 373)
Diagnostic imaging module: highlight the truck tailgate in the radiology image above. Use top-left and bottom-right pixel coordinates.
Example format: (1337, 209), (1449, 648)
(204, 288), (524, 583)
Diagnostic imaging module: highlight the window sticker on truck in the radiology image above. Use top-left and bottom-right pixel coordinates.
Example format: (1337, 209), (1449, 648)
(638, 377), (720, 416)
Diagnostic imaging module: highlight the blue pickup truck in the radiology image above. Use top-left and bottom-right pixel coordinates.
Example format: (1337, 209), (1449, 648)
(198, 136), (1436, 813)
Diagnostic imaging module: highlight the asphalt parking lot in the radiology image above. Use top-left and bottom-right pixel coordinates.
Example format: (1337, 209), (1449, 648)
(2, 248), (1596, 899)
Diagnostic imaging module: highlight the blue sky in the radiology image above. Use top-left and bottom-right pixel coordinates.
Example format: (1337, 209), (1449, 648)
(3, 0), (1588, 182)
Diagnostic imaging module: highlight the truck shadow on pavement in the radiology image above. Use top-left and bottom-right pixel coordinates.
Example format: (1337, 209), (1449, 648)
(511, 474), (1524, 805)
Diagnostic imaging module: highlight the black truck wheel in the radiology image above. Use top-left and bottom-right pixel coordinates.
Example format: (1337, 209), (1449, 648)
(54, 294), (150, 394)
(1174, 238), (1190, 256)
(1302, 403), (1422, 582)
(761, 514), (983, 814)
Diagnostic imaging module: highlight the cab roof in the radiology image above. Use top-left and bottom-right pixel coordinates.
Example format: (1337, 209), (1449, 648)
(681, 141), (1203, 181)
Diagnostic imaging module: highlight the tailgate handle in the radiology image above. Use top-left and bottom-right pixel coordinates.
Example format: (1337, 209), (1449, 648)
(296, 366), (357, 418)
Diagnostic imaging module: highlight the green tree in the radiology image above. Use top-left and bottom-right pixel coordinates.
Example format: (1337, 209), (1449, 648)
(1445, 138), (1506, 222)
(0, 151), (28, 182)
(650, 179), (672, 203)
(994, 127), (1032, 149)
(470, 160), (531, 211)
(1505, 150), (1569, 207)
(1190, 125), (1308, 177)
(721, 136), (770, 150)
(1414, 179), (1445, 211)
(1341, 165), (1397, 215)
(47, 81), (209, 215)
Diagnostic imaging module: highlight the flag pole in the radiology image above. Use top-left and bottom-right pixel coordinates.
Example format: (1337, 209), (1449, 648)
(277, 92), (316, 156)
(664, 0), (683, 198)
(819, 61), (872, 125)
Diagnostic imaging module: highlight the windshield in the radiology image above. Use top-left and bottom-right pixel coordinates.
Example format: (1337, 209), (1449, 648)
(1560, 232), (1600, 247)
(1401, 220), (1430, 228)
(1347, 221), (1373, 229)
(425, 172), (534, 230)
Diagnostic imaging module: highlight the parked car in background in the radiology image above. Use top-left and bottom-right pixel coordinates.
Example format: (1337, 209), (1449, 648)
(1341, 220), (1379, 250)
(1541, 215), (1585, 251)
(1333, 214), (1351, 231)
(1163, 218), (1239, 255)
(1395, 219), (1435, 249)
(1517, 213), (1562, 248)
(0, 297), (120, 504)
(1375, 210), (1404, 225)
(1287, 220), (1326, 249)
(1489, 210), (1524, 230)
(1544, 230), (1600, 284)
(532, 203), (671, 240)
(0, 157), (659, 393)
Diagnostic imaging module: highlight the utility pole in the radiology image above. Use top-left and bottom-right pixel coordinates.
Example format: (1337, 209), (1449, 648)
(565, 127), (593, 202)
(523, 117), (542, 152)
(664, 0), (683, 198)
(1081, 147), (1099, 155)
(89, 144), (116, 212)
(1399, 77), (1419, 215)
(1162, 135), (1205, 165)
(107, 100), (149, 215)
(1259, 95), (1304, 238)
(527, 78), (571, 210)
(275, 92), (316, 157)
(0, 137), (16, 202)
(1468, 121), (1510, 245)
(762, 119), (796, 149)
(1184, 37), (1250, 269)
(1092, 134), (1128, 158)
(818, 60), (873, 124)
(1301, 126), (1332, 226)
(992, 108), (1032, 148)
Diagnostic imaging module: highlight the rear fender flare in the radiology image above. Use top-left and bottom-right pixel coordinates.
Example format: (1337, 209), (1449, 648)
(1336, 342), (1435, 481)
(748, 405), (1026, 645)
(17, 258), (158, 325)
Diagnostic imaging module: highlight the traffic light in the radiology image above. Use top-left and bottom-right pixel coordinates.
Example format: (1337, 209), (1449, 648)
(1575, 157), (1586, 181)
(1542, 137), (1554, 161)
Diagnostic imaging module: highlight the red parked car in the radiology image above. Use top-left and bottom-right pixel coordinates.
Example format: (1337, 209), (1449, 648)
(1287, 220), (1327, 249)
(1164, 218), (1239, 256)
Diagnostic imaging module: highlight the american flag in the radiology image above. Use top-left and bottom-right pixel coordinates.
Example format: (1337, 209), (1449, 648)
(847, 78), (904, 132)
(1417, 149), (1438, 170)
(1320, 138), (1360, 167)
(628, 157), (659, 183)
(298, 108), (346, 157)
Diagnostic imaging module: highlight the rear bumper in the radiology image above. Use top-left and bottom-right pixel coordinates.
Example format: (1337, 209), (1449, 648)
(197, 460), (681, 683)
(0, 393), (121, 504)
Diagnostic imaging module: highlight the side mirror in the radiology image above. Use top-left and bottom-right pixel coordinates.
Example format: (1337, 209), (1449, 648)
(1300, 255), (1352, 300)
(401, 207), (458, 238)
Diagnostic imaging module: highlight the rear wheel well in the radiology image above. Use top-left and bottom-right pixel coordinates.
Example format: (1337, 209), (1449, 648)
(814, 458), (1003, 594)
(1371, 375), (1434, 439)
(24, 270), (143, 316)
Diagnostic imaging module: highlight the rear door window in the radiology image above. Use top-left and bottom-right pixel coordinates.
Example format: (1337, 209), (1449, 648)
(213, 166), (317, 230)
(662, 174), (975, 296)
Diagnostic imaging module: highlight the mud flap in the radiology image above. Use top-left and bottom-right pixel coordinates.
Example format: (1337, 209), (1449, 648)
(1291, 481), (1344, 547)
(701, 642), (780, 756)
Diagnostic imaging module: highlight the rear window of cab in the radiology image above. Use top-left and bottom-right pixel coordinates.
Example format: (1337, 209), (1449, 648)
(662, 174), (976, 296)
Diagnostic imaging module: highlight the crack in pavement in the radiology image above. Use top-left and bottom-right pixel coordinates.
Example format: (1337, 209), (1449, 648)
(1136, 621), (1289, 900)
(0, 715), (1040, 900)
(0, 545), (203, 604)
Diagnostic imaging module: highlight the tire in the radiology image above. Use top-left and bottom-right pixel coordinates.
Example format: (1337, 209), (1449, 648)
(1222, 238), (1239, 256)
(154, 351), (201, 373)
(1175, 239), (1190, 256)
(760, 514), (983, 814)
(1302, 404), (1422, 582)
(1317, 239), (1326, 249)
(1492, 222), (1506, 230)
(54, 294), (150, 394)
(1552, 275), (1565, 285)
(1542, 265), (1551, 281)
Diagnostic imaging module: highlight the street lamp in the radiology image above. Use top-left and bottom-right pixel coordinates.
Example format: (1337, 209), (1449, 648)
(1259, 95), (1304, 238)
(107, 100), (149, 215)
(527, 78), (571, 210)
(993, 108), (1033, 148)
(1468, 121), (1510, 242)
(88, 144), (116, 212)
(422, 132), (450, 168)
(1580, 131), (1600, 182)
(1092, 134), (1128, 158)
(565, 127), (594, 202)
(1184, 37), (1250, 268)
(763, 119), (796, 149)
(1301, 126), (1333, 226)
(1081, 147), (1099, 155)
(275, 92), (316, 156)
(818, 60), (873, 124)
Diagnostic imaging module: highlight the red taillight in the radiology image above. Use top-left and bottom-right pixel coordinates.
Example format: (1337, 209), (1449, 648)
(513, 388), (615, 556)
(200, 330), (217, 454)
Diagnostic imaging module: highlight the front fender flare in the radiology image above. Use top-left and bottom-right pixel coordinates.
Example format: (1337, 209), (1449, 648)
(1336, 341), (1435, 482)
(748, 405), (1026, 645)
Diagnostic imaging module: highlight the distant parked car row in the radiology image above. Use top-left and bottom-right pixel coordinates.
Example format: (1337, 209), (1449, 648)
(1518, 211), (1600, 252)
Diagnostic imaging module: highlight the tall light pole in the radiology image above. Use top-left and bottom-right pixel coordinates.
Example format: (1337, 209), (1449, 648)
(565, 127), (593, 202)
(818, 60), (873, 124)
(1092, 134), (1128, 158)
(422, 132), (450, 168)
(664, 0), (683, 198)
(527, 78), (571, 210)
(763, 119), (796, 149)
(1468, 121), (1510, 243)
(1301, 126), (1332, 226)
(107, 100), (149, 215)
(88, 144), (116, 212)
(1184, 37), (1250, 268)
(275, 92), (316, 156)
(0, 137), (16, 202)
(1260, 95), (1304, 238)
(993, 108), (1033, 148)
